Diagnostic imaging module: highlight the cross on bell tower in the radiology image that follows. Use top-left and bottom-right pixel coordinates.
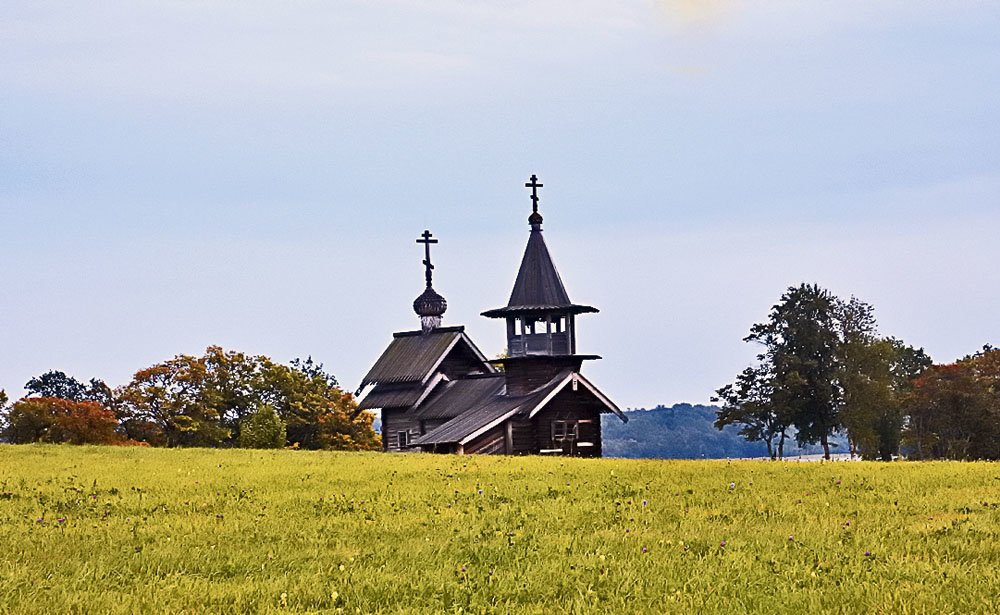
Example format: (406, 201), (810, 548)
(525, 174), (544, 226)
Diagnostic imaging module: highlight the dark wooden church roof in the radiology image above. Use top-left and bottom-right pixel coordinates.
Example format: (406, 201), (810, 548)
(481, 227), (597, 318)
(411, 370), (626, 447)
(358, 326), (482, 389)
(357, 383), (426, 411)
(413, 374), (506, 420)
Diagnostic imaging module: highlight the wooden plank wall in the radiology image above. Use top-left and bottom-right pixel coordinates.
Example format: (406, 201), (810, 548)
(532, 388), (603, 457)
(381, 409), (421, 451)
(465, 425), (506, 455)
(509, 419), (538, 455)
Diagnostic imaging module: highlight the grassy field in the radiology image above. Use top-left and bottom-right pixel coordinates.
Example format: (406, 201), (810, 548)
(2, 445), (999, 614)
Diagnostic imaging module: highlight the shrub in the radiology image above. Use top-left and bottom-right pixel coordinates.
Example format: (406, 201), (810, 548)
(239, 405), (286, 449)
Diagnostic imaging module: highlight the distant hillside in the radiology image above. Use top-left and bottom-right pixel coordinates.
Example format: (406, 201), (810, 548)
(602, 403), (846, 459)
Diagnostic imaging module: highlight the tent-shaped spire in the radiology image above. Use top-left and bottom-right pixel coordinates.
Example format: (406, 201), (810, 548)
(482, 176), (597, 318)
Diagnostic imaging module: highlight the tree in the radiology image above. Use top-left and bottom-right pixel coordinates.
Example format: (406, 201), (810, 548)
(839, 335), (931, 460)
(713, 365), (790, 459)
(117, 347), (380, 450)
(2, 397), (119, 444)
(25, 371), (88, 400)
(747, 284), (841, 459)
(717, 284), (927, 461)
(903, 347), (1000, 460)
(117, 358), (230, 447)
(239, 404), (286, 449)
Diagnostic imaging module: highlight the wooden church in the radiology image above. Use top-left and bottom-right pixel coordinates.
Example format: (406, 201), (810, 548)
(355, 176), (626, 456)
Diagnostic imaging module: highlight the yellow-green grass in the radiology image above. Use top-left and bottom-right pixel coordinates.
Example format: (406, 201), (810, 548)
(2, 445), (999, 614)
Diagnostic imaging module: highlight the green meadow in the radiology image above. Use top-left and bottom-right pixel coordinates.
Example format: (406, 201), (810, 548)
(2, 445), (999, 614)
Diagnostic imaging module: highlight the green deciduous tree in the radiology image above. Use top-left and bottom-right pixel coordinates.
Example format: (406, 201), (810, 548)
(717, 284), (929, 461)
(713, 365), (790, 459)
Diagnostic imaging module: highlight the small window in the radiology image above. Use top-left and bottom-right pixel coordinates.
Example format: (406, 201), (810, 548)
(397, 431), (408, 447)
(552, 420), (578, 441)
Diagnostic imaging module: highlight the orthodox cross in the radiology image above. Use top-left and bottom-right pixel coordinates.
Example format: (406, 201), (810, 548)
(416, 229), (438, 288)
(525, 174), (543, 215)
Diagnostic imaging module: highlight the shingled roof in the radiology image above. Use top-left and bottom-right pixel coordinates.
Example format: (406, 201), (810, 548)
(357, 326), (487, 391)
(412, 374), (506, 420)
(481, 228), (597, 318)
(411, 370), (626, 447)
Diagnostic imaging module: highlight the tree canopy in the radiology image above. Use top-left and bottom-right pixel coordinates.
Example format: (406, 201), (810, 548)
(715, 283), (930, 460)
(1, 347), (380, 450)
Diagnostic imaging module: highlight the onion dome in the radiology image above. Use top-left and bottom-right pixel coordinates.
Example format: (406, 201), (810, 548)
(413, 286), (447, 318)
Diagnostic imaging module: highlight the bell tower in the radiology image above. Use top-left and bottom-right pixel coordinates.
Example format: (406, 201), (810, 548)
(482, 175), (600, 394)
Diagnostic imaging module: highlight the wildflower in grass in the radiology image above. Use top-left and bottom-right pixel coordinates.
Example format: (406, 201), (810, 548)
(641, 547), (647, 553)
(36, 518), (43, 523)
(57, 518), (65, 523)
(331, 591), (338, 603)
(865, 551), (871, 556)
(720, 541), (726, 547)
(461, 566), (466, 572)
(729, 483), (735, 489)
(642, 500), (648, 506)
(788, 535), (794, 541)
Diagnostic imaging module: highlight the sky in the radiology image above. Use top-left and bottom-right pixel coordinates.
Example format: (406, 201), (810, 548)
(1, 1), (998, 410)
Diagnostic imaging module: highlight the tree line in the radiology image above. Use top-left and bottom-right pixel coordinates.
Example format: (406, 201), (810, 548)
(0, 346), (380, 450)
(715, 283), (997, 461)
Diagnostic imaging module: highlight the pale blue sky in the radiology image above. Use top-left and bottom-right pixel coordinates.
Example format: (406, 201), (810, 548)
(1, 1), (998, 409)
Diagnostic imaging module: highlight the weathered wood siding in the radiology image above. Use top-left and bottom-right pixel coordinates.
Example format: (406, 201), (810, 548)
(465, 425), (506, 455)
(381, 409), (421, 451)
(503, 357), (583, 395)
(438, 343), (490, 380)
(532, 387), (603, 457)
(509, 418), (538, 455)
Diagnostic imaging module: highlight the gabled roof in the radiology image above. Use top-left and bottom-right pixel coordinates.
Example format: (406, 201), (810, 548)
(411, 370), (627, 447)
(356, 326), (490, 392)
(481, 228), (597, 318)
(412, 374), (506, 420)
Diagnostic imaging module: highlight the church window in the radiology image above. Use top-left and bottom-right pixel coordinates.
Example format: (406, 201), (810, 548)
(552, 420), (578, 441)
